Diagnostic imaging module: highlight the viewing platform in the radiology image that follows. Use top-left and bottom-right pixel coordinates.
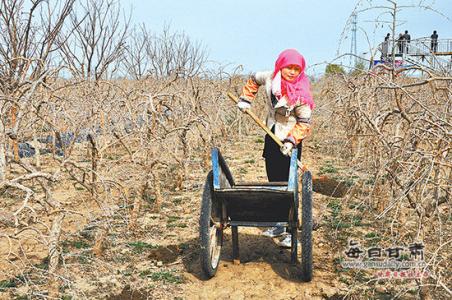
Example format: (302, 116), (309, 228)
(377, 37), (452, 73)
(380, 38), (452, 57)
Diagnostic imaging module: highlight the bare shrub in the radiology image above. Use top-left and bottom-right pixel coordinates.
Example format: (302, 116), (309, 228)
(58, 0), (130, 81)
(317, 63), (451, 298)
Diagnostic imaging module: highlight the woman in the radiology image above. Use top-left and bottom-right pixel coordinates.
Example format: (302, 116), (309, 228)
(237, 49), (314, 247)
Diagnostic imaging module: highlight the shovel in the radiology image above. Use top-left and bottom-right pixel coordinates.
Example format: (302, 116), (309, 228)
(227, 92), (347, 198)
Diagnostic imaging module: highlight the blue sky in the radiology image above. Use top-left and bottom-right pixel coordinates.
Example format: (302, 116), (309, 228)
(123, 0), (452, 75)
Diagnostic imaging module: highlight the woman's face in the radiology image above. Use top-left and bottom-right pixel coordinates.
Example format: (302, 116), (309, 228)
(281, 64), (302, 82)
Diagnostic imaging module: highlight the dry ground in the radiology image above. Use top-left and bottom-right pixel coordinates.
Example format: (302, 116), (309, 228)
(0, 132), (353, 299)
(180, 138), (348, 300)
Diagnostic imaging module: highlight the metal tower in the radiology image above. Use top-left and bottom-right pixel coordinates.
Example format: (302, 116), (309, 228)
(350, 12), (357, 66)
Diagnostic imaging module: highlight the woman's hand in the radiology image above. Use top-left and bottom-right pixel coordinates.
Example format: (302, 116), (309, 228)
(237, 97), (251, 112)
(280, 142), (293, 156)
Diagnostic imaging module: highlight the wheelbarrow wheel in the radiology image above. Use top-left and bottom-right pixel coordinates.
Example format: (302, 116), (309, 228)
(200, 171), (223, 278)
(301, 170), (313, 282)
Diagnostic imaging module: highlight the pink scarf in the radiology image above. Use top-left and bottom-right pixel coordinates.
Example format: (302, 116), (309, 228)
(271, 49), (314, 109)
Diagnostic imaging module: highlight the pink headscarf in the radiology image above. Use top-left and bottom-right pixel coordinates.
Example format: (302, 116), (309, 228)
(272, 49), (314, 109)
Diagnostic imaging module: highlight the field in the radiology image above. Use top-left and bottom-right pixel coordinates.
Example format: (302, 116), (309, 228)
(0, 0), (450, 299)
(1, 74), (450, 299)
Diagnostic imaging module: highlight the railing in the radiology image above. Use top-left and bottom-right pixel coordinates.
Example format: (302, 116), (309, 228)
(376, 37), (452, 73)
(379, 38), (452, 57)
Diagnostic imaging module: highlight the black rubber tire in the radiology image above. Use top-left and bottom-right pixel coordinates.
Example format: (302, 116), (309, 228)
(199, 171), (223, 278)
(290, 225), (298, 264)
(301, 170), (313, 282)
(290, 182), (299, 264)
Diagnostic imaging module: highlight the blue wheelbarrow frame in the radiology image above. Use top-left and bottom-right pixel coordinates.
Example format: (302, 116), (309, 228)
(199, 147), (313, 281)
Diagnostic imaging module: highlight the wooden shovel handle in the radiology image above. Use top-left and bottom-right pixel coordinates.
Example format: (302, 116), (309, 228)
(227, 92), (283, 147)
(227, 92), (307, 171)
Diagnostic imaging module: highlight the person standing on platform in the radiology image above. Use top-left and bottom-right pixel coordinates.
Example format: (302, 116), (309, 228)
(397, 33), (404, 54)
(402, 30), (411, 53)
(431, 30), (438, 53)
(382, 33), (390, 59)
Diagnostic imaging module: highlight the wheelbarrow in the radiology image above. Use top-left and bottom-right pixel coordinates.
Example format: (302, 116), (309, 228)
(199, 147), (313, 282)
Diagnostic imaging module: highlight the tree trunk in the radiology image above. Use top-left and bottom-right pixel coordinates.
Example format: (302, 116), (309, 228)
(0, 122), (6, 181)
(93, 224), (107, 257)
(152, 170), (163, 212)
(129, 187), (141, 231)
(48, 210), (65, 298)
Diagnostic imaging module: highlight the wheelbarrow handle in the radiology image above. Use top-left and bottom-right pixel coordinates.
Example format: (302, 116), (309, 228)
(227, 92), (307, 172)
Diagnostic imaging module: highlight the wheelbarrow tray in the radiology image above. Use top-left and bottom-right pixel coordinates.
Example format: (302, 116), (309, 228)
(215, 185), (293, 224)
(210, 147), (299, 226)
